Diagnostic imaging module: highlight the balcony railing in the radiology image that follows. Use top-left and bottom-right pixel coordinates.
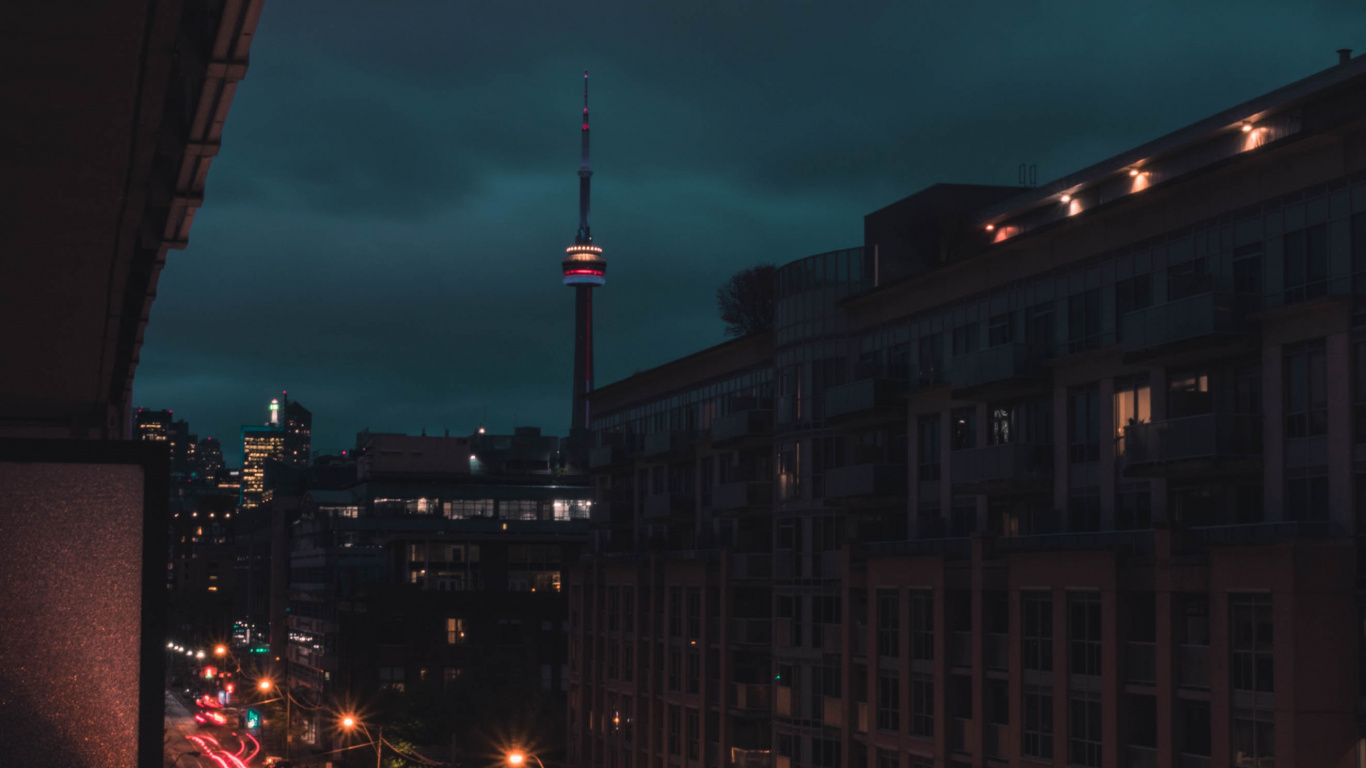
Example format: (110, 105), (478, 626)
(713, 481), (772, 512)
(642, 492), (694, 520)
(1120, 291), (1243, 354)
(855, 702), (869, 734)
(775, 687), (792, 717)
(1126, 745), (1158, 768)
(825, 463), (907, 501)
(1177, 753), (1211, 768)
(824, 378), (905, 422)
(946, 342), (1049, 393)
(729, 552), (772, 580)
(985, 633), (1008, 671)
(950, 442), (1052, 489)
(949, 717), (970, 753)
(1183, 520), (1337, 548)
(732, 683), (772, 712)
(820, 623), (841, 654)
(985, 722), (1008, 760)
(711, 409), (773, 445)
(949, 631), (972, 668)
(1176, 644), (1209, 689)
(731, 749), (771, 768)
(643, 430), (698, 459)
(729, 617), (772, 646)
(1126, 641), (1156, 684)
(822, 697), (843, 729)
(1122, 413), (1261, 473)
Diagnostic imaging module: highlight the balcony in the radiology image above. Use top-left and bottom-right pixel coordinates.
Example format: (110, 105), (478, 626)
(1121, 413), (1261, 477)
(731, 749), (771, 768)
(1121, 292), (1248, 363)
(729, 552), (772, 580)
(985, 633), (1008, 671)
(855, 702), (869, 734)
(825, 463), (907, 503)
(643, 430), (698, 460)
(713, 481), (772, 513)
(823, 377), (905, 424)
(711, 409), (772, 446)
(947, 342), (1050, 398)
(1125, 641), (1156, 684)
(985, 722), (1008, 761)
(1126, 746), (1158, 768)
(819, 623), (841, 654)
(822, 697), (843, 729)
(950, 442), (1052, 493)
(590, 443), (633, 469)
(775, 686), (792, 717)
(642, 492), (694, 520)
(732, 683), (772, 713)
(1176, 644), (1208, 689)
(729, 617), (772, 646)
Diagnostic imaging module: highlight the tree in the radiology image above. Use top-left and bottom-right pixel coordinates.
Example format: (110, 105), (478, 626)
(717, 264), (777, 337)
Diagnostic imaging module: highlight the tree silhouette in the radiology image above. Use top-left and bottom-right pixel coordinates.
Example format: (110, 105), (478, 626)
(717, 264), (777, 337)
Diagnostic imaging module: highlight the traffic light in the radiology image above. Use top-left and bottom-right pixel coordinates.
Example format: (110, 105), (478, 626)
(246, 709), (261, 729)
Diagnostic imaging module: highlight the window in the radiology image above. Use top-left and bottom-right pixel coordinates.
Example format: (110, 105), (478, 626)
(1027, 303), (1055, 355)
(668, 647), (681, 692)
(686, 647), (699, 694)
(1116, 488), (1152, 530)
(1231, 594), (1273, 693)
(1169, 257), (1212, 300)
(812, 738), (841, 768)
(1234, 244), (1263, 315)
(1285, 339), (1327, 437)
(667, 705), (680, 756)
(909, 590), (934, 662)
(917, 334), (944, 385)
(917, 415), (941, 481)
(909, 674), (934, 737)
(1068, 494), (1100, 533)
(623, 586), (635, 631)
(685, 708), (699, 760)
(1114, 273), (1152, 341)
(669, 587), (683, 638)
(1068, 690), (1102, 767)
(1069, 593), (1102, 677)
(1022, 592), (1053, 672)
(1284, 223), (1328, 303)
(950, 407), (977, 451)
(1285, 475), (1328, 521)
(446, 617), (466, 644)
(953, 322), (980, 356)
(1168, 371), (1211, 418)
(608, 587), (620, 631)
(1113, 375), (1151, 456)
(988, 313), (1012, 346)
(1022, 685), (1053, 759)
(1233, 708), (1274, 768)
(877, 749), (899, 768)
(686, 588), (701, 640)
(1067, 289), (1103, 352)
(877, 589), (899, 658)
(877, 673), (900, 731)
(1069, 386), (1100, 463)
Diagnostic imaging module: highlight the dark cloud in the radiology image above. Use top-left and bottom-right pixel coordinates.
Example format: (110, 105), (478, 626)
(136, 0), (1366, 462)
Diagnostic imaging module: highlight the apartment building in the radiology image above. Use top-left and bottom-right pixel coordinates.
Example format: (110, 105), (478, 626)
(569, 52), (1366, 768)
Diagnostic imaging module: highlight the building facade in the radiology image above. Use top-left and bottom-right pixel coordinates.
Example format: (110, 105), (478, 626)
(242, 423), (285, 511)
(569, 54), (1366, 768)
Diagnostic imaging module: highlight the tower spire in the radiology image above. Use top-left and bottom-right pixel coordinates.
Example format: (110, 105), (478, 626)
(577, 70), (592, 245)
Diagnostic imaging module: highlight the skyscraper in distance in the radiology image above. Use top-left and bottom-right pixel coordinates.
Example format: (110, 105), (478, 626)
(241, 398), (285, 510)
(562, 71), (606, 445)
(281, 391), (312, 468)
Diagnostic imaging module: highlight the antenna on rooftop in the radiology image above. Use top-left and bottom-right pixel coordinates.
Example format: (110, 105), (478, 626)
(1017, 163), (1038, 187)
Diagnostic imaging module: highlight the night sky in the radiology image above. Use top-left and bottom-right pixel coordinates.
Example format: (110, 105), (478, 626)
(134, 0), (1365, 464)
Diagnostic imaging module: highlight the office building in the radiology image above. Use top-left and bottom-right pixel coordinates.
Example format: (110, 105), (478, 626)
(242, 420), (285, 511)
(569, 52), (1366, 768)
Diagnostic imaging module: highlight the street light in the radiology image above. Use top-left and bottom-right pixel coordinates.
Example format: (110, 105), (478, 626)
(507, 750), (546, 768)
(214, 645), (227, 656)
(341, 715), (383, 768)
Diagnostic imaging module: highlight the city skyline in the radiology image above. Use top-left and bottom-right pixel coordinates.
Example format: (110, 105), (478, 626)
(131, 1), (1366, 464)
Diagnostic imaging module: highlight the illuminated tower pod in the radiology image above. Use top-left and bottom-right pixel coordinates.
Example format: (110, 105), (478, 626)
(563, 71), (605, 436)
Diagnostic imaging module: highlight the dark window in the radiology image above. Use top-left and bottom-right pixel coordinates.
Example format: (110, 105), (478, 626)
(1116, 488), (1152, 530)
(685, 708), (699, 760)
(1022, 592), (1053, 672)
(1284, 223), (1329, 303)
(918, 415), (941, 481)
(812, 738), (841, 768)
(877, 588), (899, 658)
(1284, 339), (1327, 437)
(952, 322), (980, 356)
(1231, 594), (1273, 694)
(1027, 303), (1055, 355)
(1285, 476), (1328, 521)
(1168, 371), (1211, 418)
(668, 647), (681, 692)
(1069, 494), (1100, 532)
(988, 313), (1013, 346)
(1022, 685), (1054, 759)
(1069, 593), (1102, 677)
(917, 334), (944, 385)
(877, 673), (900, 732)
(1114, 274), (1153, 342)
(1068, 289), (1103, 353)
(909, 589), (934, 662)
(1069, 386), (1100, 463)
(1232, 708), (1274, 768)
(909, 674), (934, 737)
(686, 587), (701, 640)
(1068, 691), (1102, 767)
(1234, 244), (1263, 316)
(1169, 257), (1212, 300)
(686, 646), (699, 694)
(669, 587), (682, 638)
(950, 407), (976, 451)
(667, 705), (680, 756)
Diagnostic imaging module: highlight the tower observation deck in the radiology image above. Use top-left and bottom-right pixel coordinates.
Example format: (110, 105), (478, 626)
(565, 72), (603, 438)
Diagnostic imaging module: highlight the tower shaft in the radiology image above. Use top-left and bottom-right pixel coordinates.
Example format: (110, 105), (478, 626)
(571, 285), (594, 434)
(563, 71), (605, 442)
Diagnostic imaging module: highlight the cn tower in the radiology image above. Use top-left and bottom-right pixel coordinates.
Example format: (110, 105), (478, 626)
(563, 71), (605, 439)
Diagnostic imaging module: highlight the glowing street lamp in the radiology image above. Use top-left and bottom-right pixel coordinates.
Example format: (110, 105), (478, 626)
(341, 716), (383, 768)
(508, 751), (546, 768)
(214, 645), (227, 656)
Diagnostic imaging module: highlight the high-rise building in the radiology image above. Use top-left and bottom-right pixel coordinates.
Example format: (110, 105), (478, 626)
(282, 394), (312, 468)
(568, 52), (1366, 768)
(563, 72), (607, 445)
(197, 436), (225, 481)
(242, 400), (286, 511)
(134, 408), (172, 442)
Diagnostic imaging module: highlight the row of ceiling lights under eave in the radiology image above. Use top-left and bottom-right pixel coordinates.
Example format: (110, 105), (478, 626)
(982, 119), (1268, 241)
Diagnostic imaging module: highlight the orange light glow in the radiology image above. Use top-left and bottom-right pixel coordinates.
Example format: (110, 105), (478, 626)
(215, 645), (227, 656)
(1241, 123), (1253, 132)
(984, 223), (995, 232)
(258, 680), (272, 691)
(508, 753), (526, 766)
(1129, 169), (1139, 177)
(1059, 194), (1071, 203)
(342, 716), (357, 728)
